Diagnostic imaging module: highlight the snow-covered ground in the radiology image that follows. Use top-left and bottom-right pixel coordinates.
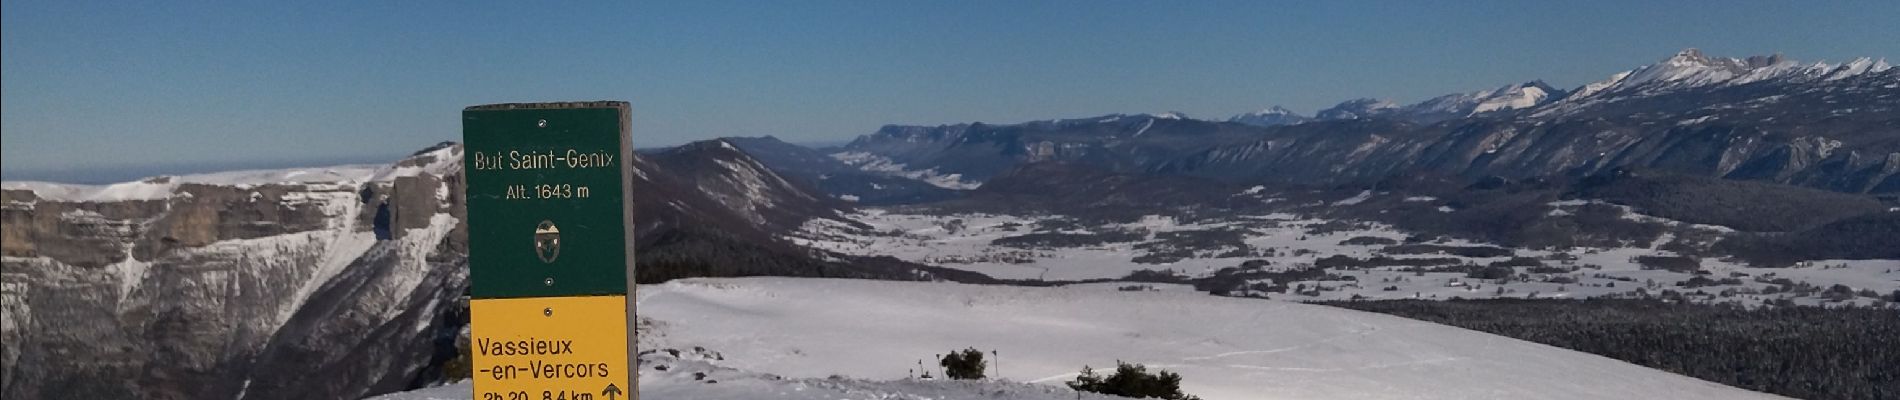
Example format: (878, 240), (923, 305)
(376, 351), (1126, 400)
(828, 151), (982, 190)
(792, 210), (1425, 281)
(3, 145), (458, 203)
(790, 208), (1899, 308)
(381, 278), (1781, 400)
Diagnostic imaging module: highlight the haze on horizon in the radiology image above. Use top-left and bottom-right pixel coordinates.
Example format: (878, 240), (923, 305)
(4, 0), (1898, 182)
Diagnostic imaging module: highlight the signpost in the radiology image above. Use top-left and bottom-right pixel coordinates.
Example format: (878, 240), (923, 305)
(464, 102), (636, 400)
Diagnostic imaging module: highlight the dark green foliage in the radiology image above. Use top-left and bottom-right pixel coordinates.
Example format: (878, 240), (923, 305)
(993, 231), (1145, 249)
(1487, 257), (1543, 268)
(1525, 265), (1574, 274)
(1304, 220), (1375, 235)
(635, 228), (994, 284)
(1320, 299), (1900, 400)
(1575, 169), (1886, 232)
(1678, 276), (1743, 289)
(1340, 236), (1400, 246)
(1382, 244), (1514, 258)
(1634, 255), (1701, 273)
(1121, 269), (1192, 284)
(1316, 255), (1463, 269)
(1344, 187), (1666, 250)
(1067, 361), (1201, 400)
(1466, 265), (1514, 280)
(938, 348), (986, 380)
(1714, 212), (1900, 266)
(1192, 264), (1326, 296)
(1133, 229), (1253, 264)
(1322, 171), (1893, 265)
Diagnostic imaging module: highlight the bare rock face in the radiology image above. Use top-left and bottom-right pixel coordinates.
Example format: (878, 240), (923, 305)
(1, 189), (164, 267)
(1, 145), (468, 400)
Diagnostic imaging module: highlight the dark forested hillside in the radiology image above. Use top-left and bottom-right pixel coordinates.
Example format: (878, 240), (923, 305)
(1574, 168), (1887, 232)
(635, 227), (995, 284)
(1320, 299), (1900, 400)
(1714, 212), (1900, 266)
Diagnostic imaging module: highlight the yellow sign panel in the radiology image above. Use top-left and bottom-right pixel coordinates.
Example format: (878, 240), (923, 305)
(472, 295), (632, 400)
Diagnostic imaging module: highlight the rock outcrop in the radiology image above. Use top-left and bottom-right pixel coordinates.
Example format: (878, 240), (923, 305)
(1, 145), (466, 400)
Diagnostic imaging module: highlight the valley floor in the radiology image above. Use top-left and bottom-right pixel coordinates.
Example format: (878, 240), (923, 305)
(792, 208), (1900, 308)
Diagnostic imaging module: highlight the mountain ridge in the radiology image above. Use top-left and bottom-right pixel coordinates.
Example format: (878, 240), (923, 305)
(833, 49), (1900, 195)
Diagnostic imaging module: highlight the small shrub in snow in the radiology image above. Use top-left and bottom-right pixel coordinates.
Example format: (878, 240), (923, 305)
(1067, 361), (1201, 400)
(938, 348), (986, 380)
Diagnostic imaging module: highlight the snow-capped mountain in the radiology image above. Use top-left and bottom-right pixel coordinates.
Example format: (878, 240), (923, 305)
(1555, 48), (1892, 108)
(1311, 82), (1566, 124)
(1403, 81), (1566, 122)
(821, 49), (1899, 196)
(840, 114), (1273, 183)
(1314, 98), (1400, 120)
(1227, 105), (1311, 127)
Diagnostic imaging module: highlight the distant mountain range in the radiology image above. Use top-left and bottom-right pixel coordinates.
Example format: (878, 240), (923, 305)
(815, 49), (1897, 195)
(1236, 49), (1890, 126)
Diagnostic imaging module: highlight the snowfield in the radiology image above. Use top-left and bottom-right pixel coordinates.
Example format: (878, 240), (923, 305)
(381, 278), (1783, 400)
(3, 145), (460, 203)
(378, 353), (1129, 400)
(613, 278), (1778, 400)
(791, 210), (1427, 281)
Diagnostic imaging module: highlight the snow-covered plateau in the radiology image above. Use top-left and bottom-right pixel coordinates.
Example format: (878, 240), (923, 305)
(790, 208), (1899, 308)
(380, 277), (1784, 400)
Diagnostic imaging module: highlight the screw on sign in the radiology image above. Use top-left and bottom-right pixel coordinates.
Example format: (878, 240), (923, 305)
(464, 102), (638, 400)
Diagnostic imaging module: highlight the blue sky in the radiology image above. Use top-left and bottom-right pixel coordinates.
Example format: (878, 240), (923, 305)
(4, 1), (1897, 181)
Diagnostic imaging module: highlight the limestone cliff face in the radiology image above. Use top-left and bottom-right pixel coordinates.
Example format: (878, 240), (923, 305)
(0, 138), (850, 400)
(0, 145), (467, 400)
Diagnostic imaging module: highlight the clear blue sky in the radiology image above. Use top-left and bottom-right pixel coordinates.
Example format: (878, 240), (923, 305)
(4, 1), (1897, 181)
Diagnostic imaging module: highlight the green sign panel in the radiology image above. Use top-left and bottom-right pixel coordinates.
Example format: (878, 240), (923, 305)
(462, 102), (635, 299)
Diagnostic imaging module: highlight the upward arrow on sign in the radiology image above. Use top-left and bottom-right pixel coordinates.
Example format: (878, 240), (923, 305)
(602, 383), (623, 400)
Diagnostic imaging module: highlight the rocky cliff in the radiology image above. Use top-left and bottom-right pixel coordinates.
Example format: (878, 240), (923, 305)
(1, 144), (466, 400)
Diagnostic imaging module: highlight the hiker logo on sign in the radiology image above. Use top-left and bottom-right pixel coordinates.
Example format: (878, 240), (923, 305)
(534, 220), (562, 263)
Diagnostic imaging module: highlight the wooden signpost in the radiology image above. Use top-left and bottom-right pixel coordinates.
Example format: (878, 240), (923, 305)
(463, 102), (636, 400)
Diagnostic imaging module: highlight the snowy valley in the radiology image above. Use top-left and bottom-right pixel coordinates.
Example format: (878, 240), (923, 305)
(789, 206), (1897, 308)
